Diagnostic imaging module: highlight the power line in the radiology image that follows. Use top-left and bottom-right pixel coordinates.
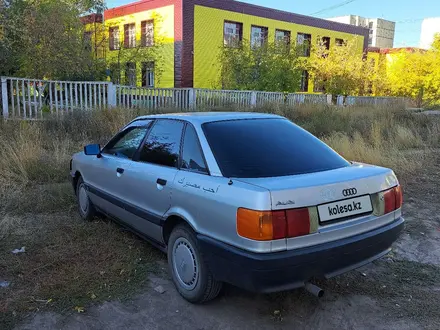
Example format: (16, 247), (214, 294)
(395, 18), (425, 24)
(310, 0), (359, 16)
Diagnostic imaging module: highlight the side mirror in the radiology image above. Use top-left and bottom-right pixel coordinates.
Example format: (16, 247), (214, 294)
(84, 144), (101, 157)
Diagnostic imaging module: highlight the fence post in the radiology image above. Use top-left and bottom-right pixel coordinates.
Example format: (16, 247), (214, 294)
(1, 77), (9, 118)
(250, 91), (257, 107)
(107, 82), (117, 108)
(188, 88), (195, 110)
(326, 94), (333, 105)
(336, 95), (344, 106)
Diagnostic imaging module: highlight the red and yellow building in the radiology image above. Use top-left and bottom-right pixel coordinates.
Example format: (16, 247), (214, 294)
(84, 0), (369, 92)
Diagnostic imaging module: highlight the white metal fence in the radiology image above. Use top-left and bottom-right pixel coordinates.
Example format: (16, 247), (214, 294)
(195, 89), (254, 108)
(1, 76), (407, 119)
(1, 77), (110, 119)
(338, 95), (407, 107)
(115, 85), (194, 110)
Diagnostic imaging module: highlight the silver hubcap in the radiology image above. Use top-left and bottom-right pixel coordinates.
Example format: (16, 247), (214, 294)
(78, 184), (89, 214)
(172, 237), (199, 290)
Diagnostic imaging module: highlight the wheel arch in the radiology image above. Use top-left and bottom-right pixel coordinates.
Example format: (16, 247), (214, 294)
(162, 211), (198, 245)
(72, 171), (82, 193)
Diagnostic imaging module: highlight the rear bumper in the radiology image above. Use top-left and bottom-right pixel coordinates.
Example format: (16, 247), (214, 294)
(198, 217), (404, 293)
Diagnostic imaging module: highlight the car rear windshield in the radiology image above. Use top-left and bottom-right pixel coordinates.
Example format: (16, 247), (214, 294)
(203, 118), (350, 178)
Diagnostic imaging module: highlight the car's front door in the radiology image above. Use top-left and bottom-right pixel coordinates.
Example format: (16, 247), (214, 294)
(121, 119), (185, 242)
(85, 120), (152, 220)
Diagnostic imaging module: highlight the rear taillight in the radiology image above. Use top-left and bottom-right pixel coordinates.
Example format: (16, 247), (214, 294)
(395, 185), (403, 209)
(286, 208), (310, 238)
(384, 188), (396, 214)
(374, 185), (403, 216)
(237, 207), (315, 241)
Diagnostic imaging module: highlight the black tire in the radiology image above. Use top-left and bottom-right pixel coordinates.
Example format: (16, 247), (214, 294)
(76, 176), (96, 221)
(167, 224), (223, 303)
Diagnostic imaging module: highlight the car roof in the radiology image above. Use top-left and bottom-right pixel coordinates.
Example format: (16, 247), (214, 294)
(133, 112), (284, 125)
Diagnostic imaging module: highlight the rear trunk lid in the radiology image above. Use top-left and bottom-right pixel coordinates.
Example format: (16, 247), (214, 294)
(236, 163), (395, 211)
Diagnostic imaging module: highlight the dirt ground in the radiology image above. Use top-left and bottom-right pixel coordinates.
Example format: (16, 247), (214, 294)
(8, 154), (440, 330)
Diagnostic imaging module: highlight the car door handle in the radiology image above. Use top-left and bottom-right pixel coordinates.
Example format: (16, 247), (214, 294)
(116, 168), (125, 174)
(157, 178), (167, 186)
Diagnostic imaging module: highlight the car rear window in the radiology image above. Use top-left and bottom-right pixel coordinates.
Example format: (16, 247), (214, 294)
(203, 118), (350, 178)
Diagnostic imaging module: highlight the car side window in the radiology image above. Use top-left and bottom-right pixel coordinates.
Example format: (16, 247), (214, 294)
(103, 126), (149, 159)
(139, 119), (184, 168)
(181, 125), (208, 174)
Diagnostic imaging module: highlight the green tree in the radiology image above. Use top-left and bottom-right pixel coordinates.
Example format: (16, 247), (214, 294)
(306, 39), (377, 97)
(0, 0), (106, 80)
(0, 0), (27, 76)
(385, 49), (440, 107)
(432, 33), (440, 51)
(219, 40), (302, 92)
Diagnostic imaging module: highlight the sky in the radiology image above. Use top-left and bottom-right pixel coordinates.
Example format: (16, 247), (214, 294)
(106, 0), (440, 47)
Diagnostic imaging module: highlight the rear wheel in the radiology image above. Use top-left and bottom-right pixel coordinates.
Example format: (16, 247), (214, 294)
(167, 224), (222, 303)
(76, 177), (96, 221)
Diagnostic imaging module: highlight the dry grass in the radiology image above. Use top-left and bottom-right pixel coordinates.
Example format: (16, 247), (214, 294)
(0, 104), (439, 329)
(0, 213), (163, 329)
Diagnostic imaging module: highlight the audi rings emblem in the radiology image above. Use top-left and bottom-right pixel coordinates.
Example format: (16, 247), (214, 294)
(342, 188), (358, 197)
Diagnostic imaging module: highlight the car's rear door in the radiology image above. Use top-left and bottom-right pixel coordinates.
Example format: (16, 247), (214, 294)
(121, 119), (185, 242)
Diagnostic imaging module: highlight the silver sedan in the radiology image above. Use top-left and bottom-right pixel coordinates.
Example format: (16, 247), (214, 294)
(70, 112), (404, 303)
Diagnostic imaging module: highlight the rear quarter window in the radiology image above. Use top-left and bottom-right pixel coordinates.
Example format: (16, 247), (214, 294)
(203, 118), (349, 178)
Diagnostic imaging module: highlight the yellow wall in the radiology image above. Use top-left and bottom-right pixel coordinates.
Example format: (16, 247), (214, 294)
(105, 5), (175, 88)
(194, 5), (366, 92)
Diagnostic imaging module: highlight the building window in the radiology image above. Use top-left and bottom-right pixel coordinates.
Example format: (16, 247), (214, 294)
(314, 79), (326, 93)
(224, 21), (243, 47)
(368, 21), (374, 39)
(335, 38), (345, 46)
(297, 33), (311, 57)
(109, 26), (120, 51)
(141, 20), (154, 47)
(320, 36), (331, 50)
(142, 62), (155, 88)
(300, 70), (309, 92)
(275, 29), (291, 46)
(125, 62), (136, 86)
(124, 23), (136, 48)
(251, 26), (268, 48)
(83, 31), (92, 51)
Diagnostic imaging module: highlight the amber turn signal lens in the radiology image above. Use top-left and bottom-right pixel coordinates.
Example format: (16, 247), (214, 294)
(237, 209), (274, 241)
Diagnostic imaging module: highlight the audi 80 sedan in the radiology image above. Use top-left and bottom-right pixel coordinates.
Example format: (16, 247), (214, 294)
(70, 112), (404, 303)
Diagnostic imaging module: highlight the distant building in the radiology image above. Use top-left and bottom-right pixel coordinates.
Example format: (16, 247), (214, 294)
(327, 15), (395, 48)
(82, 0), (369, 91)
(420, 17), (440, 49)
